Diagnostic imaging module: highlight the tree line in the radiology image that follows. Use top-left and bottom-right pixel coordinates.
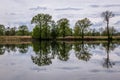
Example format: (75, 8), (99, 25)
(31, 10), (118, 40)
(0, 25), (31, 36)
(0, 10), (119, 39)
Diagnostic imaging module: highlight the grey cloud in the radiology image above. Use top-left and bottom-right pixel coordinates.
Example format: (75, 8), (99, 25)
(58, 67), (80, 70)
(9, 13), (16, 15)
(103, 4), (120, 7)
(56, 13), (100, 19)
(55, 7), (82, 11)
(29, 6), (47, 11)
(90, 4), (120, 8)
(90, 5), (100, 8)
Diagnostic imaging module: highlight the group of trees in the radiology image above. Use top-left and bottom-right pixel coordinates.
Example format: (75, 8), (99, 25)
(31, 14), (92, 39)
(31, 14), (72, 39)
(31, 10), (117, 39)
(0, 24), (30, 36)
(0, 10), (117, 39)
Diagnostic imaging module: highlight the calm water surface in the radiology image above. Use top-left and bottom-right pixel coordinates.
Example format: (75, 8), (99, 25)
(0, 41), (120, 80)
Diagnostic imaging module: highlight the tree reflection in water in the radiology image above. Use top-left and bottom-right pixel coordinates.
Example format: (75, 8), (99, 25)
(102, 40), (117, 68)
(17, 44), (29, 54)
(74, 41), (92, 61)
(57, 42), (72, 61)
(0, 44), (29, 55)
(0, 41), (118, 68)
(31, 41), (52, 66)
(0, 44), (5, 55)
(4, 44), (17, 53)
(31, 41), (72, 66)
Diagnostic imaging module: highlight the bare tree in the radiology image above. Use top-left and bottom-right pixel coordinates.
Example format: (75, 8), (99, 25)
(101, 10), (114, 39)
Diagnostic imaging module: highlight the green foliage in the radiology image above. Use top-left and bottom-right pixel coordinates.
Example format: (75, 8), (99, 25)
(75, 18), (92, 39)
(10, 27), (16, 36)
(17, 25), (29, 36)
(57, 18), (71, 37)
(0, 24), (5, 36)
(51, 21), (58, 39)
(5, 27), (11, 36)
(74, 26), (81, 36)
(31, 13), (52, 39)
(32, 25), (40, 38)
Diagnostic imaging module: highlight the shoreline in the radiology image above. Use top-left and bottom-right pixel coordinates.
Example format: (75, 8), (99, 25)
(0, 36), (120, 42)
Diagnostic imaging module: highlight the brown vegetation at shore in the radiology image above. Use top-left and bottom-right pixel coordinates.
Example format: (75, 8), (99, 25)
(0, 36), (120, 43)
(0, 36), (32, 43)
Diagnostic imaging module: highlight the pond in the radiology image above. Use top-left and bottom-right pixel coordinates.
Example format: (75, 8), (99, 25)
(0, 41), (120, 80)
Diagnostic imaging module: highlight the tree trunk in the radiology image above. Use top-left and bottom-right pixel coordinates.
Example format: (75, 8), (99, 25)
(39, 23), (41, 40)
(81, 29), (84, 40)
(107, 21), (110, 40)
(63, 27), (65, 38)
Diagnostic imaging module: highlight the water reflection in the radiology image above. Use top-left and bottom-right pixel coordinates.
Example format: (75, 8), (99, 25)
(0, 44), (29, 54)
(0, 41), (119, 68)
(31, 41), (72, 66)
(0, 44), (5, 55)
(31, 41), (52, 66)
(74, 41), (92, 61)
(102, 41), (117, 68)
(57, 42), (72, 61)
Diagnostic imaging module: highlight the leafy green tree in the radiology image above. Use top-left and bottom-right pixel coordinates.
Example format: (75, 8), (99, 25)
(32, 25), (40, 38)
(43, 14), (52, 38)
(0, 24), (5, 36)
(31, 13), (52, 39)
(57, 18), (70, 37)
(17, 25), (29, 36)
(74, 25), (81, 36)
(101, 11), (114, 39)
(5, 27), (10, 36)
(51, 21), (58, 39)
(75, 18), (92, 40)
(10, 27), (16, 36)
(41, 25), (51, 39)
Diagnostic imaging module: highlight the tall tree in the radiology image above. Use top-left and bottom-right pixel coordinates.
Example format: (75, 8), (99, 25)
(51, 20), (58, 39)
(32, 25), (40, 38)
(31, 13), (52, 39)
(74, 26), (81, 36)
(75, 18), (92, 40)
(57, 18), (69, 38)
(101, 11), (114, 39)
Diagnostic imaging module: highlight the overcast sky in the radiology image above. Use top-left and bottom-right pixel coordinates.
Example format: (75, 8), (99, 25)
(0, 0), (120, 30)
